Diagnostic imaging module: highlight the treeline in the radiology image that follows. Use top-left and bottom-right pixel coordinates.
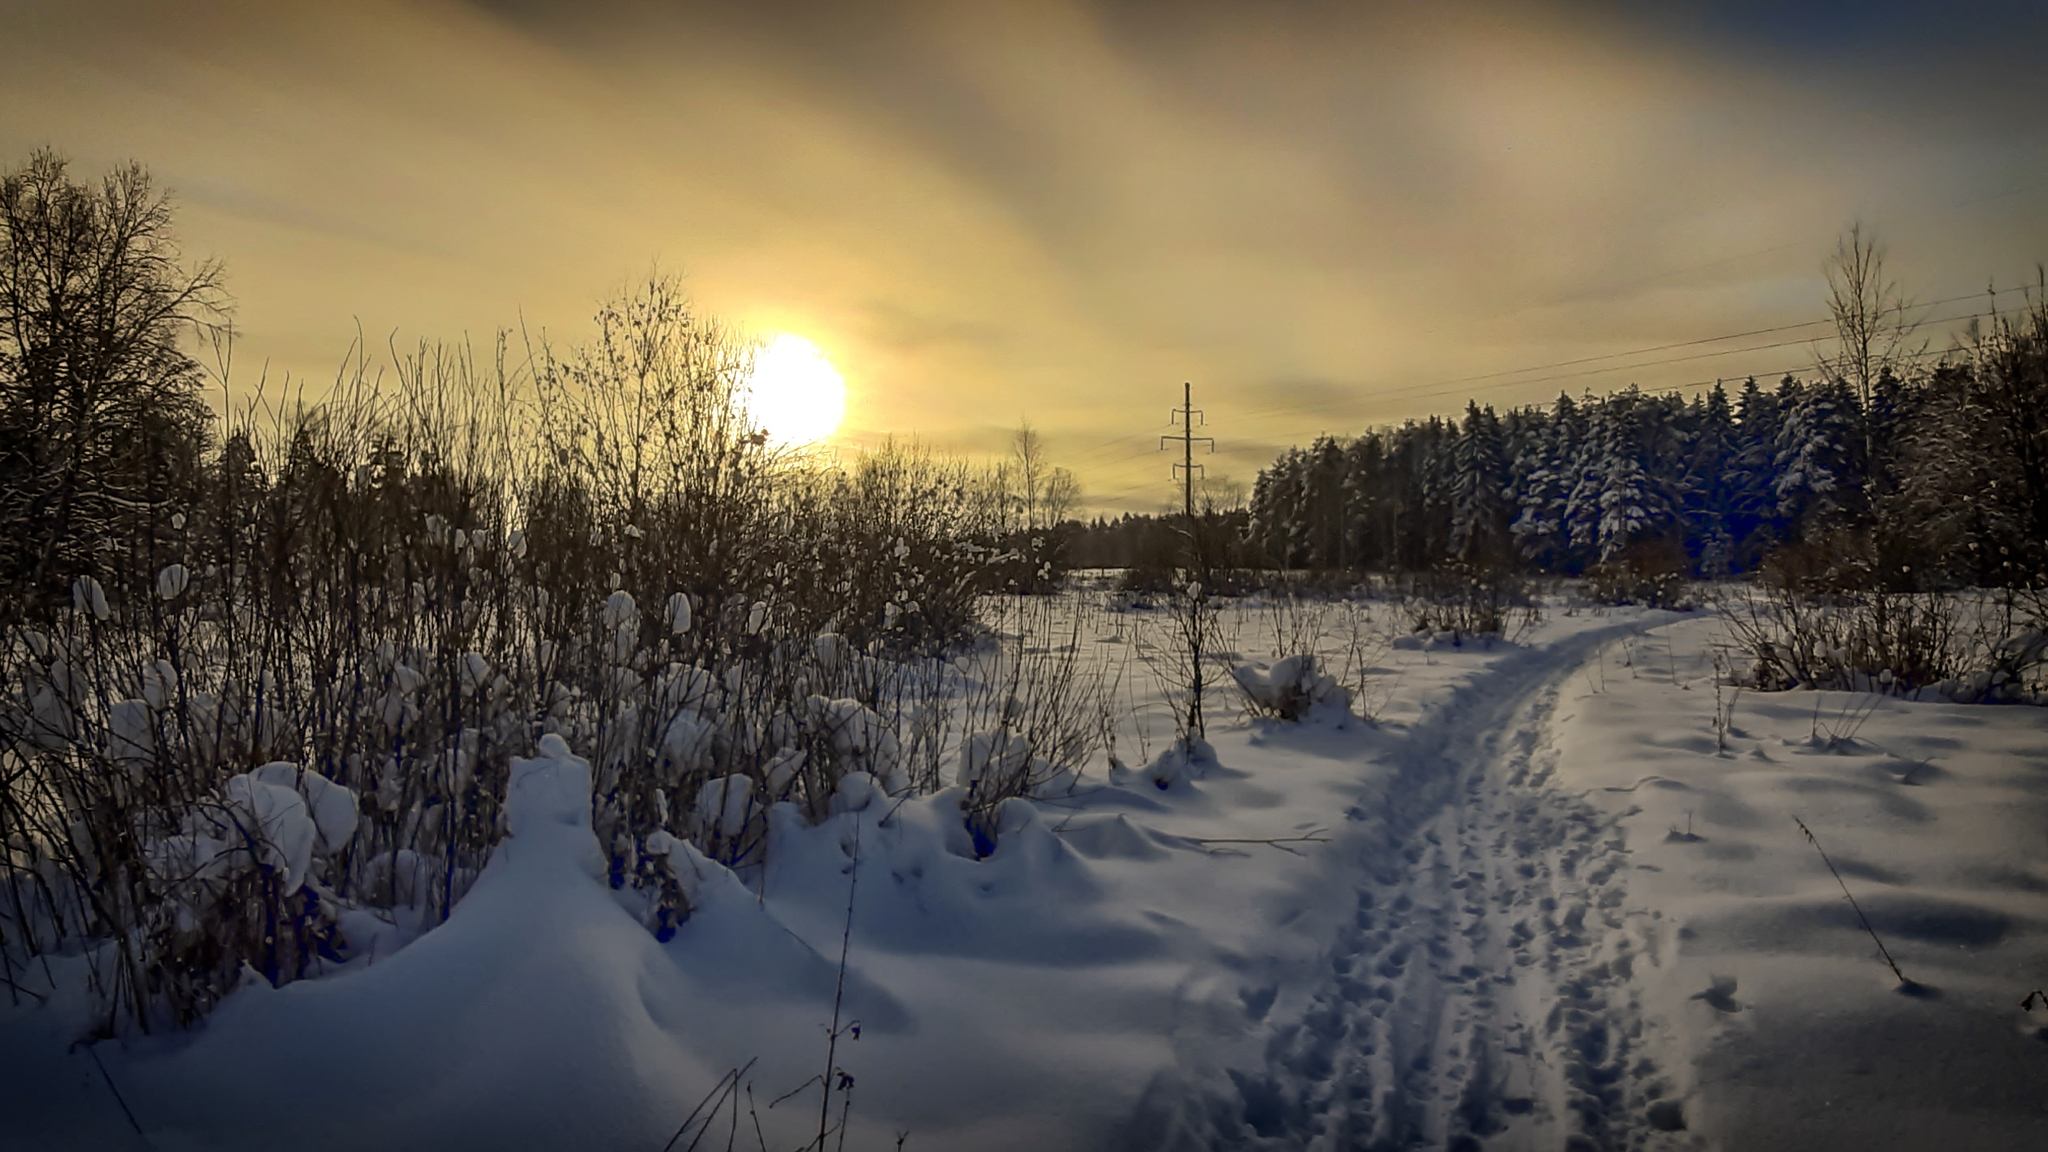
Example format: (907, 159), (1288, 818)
(1067, 509), (1252, 570)
(1247, 294), (2048, 594)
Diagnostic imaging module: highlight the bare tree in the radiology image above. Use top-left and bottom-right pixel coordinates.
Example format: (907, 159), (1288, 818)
(1005, 422), (1075, 523)
(1011, 421), (1046, 532)
(0, 150), (227, 600)
(1820, 222), (1921, 422)
(1040, 461), (1079, 528)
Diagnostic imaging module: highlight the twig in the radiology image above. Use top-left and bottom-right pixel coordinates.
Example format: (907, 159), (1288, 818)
(80, 1041), (147, 1143)
(1794, 816), (1909, 986)
(1047, 825), (1333, 856)
(817, 814), (862, 1150)
(0, 972), (48, 1005)
(661, 1057), (758, 1152)
(1183, 830), (1331, 856)
(1183, 833), (1330, 848)
(747, 1085), (768, 1152)
(768, 1075), (823, 1110)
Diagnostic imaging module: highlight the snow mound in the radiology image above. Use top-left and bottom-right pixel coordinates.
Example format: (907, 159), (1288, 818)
(1058, 813), (1171, 861)
(106, 697), (153, 765)
(959, 729), (1072, 797)
(1115, 738), (1218, 794)
(806, 695), (908, 793)
(250, 762), (359, 855)
(658, 709), (715, 780)
(638, 831), (915, 1048)
(1232, 654), (1350, 721)
(505, 733), (603, 875)
(220, 775), (317, 894)
(763, 789), (1159, 967)
(692, 774), (757, 842)
(110, 730), (719, 1150)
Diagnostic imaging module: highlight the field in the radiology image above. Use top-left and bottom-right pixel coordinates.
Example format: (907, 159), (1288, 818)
(5, 585), (2046, 1151)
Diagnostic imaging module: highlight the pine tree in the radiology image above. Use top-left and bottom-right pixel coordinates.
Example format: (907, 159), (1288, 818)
(1448, 401), (1511, 568)
(1772, 375), (1864, 538)
(1565, 388), (1677, 564)
(1728, 376), (1785, 566)
(1305, 435), (1348, 568)
(1510, 394), (1575, 571)
(1683, 382), (1738, 576)
(1342, 432), (1393, 572)
(1561, 394), (1615, 568)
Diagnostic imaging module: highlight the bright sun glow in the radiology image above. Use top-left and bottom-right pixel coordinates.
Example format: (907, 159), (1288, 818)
(746, 333), (847, 446)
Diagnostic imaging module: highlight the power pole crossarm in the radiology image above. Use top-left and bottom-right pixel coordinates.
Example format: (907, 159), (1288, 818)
(1159, 382), (1216, 528)
(1158, 381), (1219, 740)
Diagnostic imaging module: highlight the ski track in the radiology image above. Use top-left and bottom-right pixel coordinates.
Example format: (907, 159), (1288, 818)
(1128, 623), (1693, 1152)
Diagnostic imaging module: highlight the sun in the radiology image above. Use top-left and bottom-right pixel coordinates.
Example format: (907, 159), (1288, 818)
(745, 333), (847, 446)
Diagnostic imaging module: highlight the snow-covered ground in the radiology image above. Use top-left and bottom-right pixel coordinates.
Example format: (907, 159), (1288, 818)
(5, 594), (2046, 1151)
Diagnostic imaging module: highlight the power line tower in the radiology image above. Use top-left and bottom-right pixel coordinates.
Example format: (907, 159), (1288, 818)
(1159, 382), (1216, 740)
(1159, 381), (1215, 536)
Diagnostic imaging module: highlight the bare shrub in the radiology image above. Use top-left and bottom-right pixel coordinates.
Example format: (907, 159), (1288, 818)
(0, 272), (1045, 1034)
(1231, 654), (1348, 722)
(1335, 600), (1395, 723)
(1, 335), (531, 1033)
(1586, 537), (1692, 609)
(1254, 590), (1331, 661)
(955, 595), (1103, 854)
(1715, 583), (2045, 701)
(1402, 563), (1531, 638)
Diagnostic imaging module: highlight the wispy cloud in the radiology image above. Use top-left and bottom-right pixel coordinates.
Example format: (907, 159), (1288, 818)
(5, 0), (2043, 511)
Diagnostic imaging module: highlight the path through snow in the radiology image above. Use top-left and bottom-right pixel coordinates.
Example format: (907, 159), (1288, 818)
(1126, 622), (1693, 1151)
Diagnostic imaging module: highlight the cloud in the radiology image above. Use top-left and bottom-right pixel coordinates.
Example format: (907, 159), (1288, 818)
(5, 0), (2044, 512)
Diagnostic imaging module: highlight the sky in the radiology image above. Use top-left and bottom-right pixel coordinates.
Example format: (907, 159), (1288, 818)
(6, 0), (2047, 513)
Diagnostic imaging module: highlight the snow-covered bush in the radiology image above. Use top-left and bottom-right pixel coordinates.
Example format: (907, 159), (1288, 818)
(1402, 563), (1534, 639)
(1716, 584), (2047, 702)
(950, 595), (1106, 853)
(1232, 654), (1350, 722)
(1584, 538), (1693, 609)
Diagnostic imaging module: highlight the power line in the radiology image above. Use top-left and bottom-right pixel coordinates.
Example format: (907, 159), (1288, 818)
(1215, 284), (2030, 430)
(1242, 342), (1972, 450)
(1060, 422), (1182, 466)
(1220, 297), (2015, 434)
(1355, 284), (2031, 404)
(1401, 305), (2000, 401)
(1074, 283), (2039, 505)
(1073, 291), (2017, 485)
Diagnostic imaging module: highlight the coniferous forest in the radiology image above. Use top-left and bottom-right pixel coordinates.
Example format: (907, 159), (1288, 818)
(1243, 289), (2048, 597)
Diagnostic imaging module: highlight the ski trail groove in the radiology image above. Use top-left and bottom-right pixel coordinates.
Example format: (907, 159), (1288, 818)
(1124, 625), (1691, 1152)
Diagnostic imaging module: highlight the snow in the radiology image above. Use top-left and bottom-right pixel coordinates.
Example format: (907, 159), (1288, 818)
(1544, 614), (2048, 1149)
(250, 762), (359, 856)
(70, 575), (108, 620)
(214, 773), (318, 895)
(155, 563), (190, 601)
(1231, 653), (1350, 719)
(6, 593), (2047, 1150)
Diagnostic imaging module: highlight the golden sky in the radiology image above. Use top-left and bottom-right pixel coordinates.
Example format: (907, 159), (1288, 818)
(6, 0), (2046, 512)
